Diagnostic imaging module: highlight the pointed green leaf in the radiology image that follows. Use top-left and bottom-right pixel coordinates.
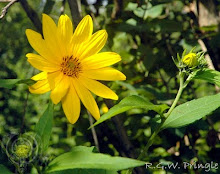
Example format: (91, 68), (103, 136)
(35, 101), (54, 153)
(193, 68), (220, 87)
(162, 93), (220, 129)
(45, 146), (145, 173)
(0, 164), (13, 174)
(91, 95), (168, 128)
(0, 79), (35, 89)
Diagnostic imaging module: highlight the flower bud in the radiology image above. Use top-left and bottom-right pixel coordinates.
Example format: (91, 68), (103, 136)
(102, 104), (109, 113)
(15, 144), (30, 158)
(182, 53), (198, 67)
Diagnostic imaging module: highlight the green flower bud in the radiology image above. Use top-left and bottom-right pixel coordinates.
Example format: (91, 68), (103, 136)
(15, 144), (30, 158)
(182, 53), (198, 67)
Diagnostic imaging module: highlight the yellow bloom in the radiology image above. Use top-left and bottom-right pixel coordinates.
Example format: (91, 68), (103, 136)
(26, 14), (126, 124)
(182, 53), (198, 67)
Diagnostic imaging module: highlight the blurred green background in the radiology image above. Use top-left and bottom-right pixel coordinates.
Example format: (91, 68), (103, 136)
(0, 0), (220, 173)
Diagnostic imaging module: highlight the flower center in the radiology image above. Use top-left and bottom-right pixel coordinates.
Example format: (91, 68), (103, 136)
(60, 56), (82, 78)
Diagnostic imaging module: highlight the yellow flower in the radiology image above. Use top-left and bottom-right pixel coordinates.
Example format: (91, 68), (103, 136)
(26, 14), (126, 124)
(182, 53), (198, 67)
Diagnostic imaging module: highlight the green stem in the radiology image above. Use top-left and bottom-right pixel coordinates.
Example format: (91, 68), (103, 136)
(138, 72), (185, 159)
(165, 72), (184, 117)
(126, 72), (188, 174)
(126, 72), (187, 174)
(137, 121), (164, 160)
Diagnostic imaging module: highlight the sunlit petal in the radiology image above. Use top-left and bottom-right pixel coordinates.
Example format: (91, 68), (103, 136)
(29, 79), (50, 94)
(26, 29), (60, 64)
(81, 52), (121, 70)
(62, 81), (81, 124)
(72, 15), (93, 57)
(77, 30), (107, 60)
(72, 15), (93, 44)
(73, 79), (100, 120)
(27, 53), (60, 72)
(47, 71), (63, 90)
(31, 72), (47, 81)
(58, 15), (73, 57)
(50, 76), (70, 104)
(82, 67), (126, 81)
(42, 14), (64, 60)
(79, 76), (118, 100)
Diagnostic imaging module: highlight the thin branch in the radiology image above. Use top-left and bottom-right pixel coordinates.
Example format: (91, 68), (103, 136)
(91, 13), (100, 29)
(87, 111), (100, 152)
(67, 0), (81, 26)
(0, 0), (18, 19)
(19, 0), (42, 34)
(60, 0), (66, 15)
(111, 0), (123, 19)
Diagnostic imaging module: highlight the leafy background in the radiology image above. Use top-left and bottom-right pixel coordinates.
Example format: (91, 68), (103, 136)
(0, 0), (220, 173)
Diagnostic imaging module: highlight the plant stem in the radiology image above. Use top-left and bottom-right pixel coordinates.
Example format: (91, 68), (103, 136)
(87, 111), (100, 152)
(165, 72), (184, 117)
(137, 122), (163, 160)
(126, 72), (187, 174)
(138, 72), (185, 158)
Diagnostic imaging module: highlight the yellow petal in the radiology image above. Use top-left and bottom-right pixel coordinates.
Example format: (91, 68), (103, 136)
(82, 67), (126, 81)
(78, 76), (118, 100)
(72, 15), (93, 45)
(47, 71), (63, 90)
(31, 72), (47, 81)
(26, 29), (60, 64)
(42, 14), (64, 60)
(78, 30), (108, 60)
(57, 15), (73, 57)
(27, 53), (60, 72)
(73, 78), (100, 120)
(182, 53), (198, 67)
(29, 79), (50, 94)
(50, 76), (70, 104)
(72, 15), (93, 58)
(62, 82), (81, 124)
(82, 52), (121, 70)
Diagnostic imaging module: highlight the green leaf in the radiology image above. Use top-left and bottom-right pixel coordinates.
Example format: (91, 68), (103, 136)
(0, 164), (13, 174)
(91, 95), (169, 128)
(162, 93), (220, 129)
(134, 7), (145, 18)
(125, 2), (138, 11)
(0, 79), (35, 89)
(193, 68), (220, 87)
(45, 146), (145, 173)
(144, 4), (164, 19)
(35, 101), (54, 153)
